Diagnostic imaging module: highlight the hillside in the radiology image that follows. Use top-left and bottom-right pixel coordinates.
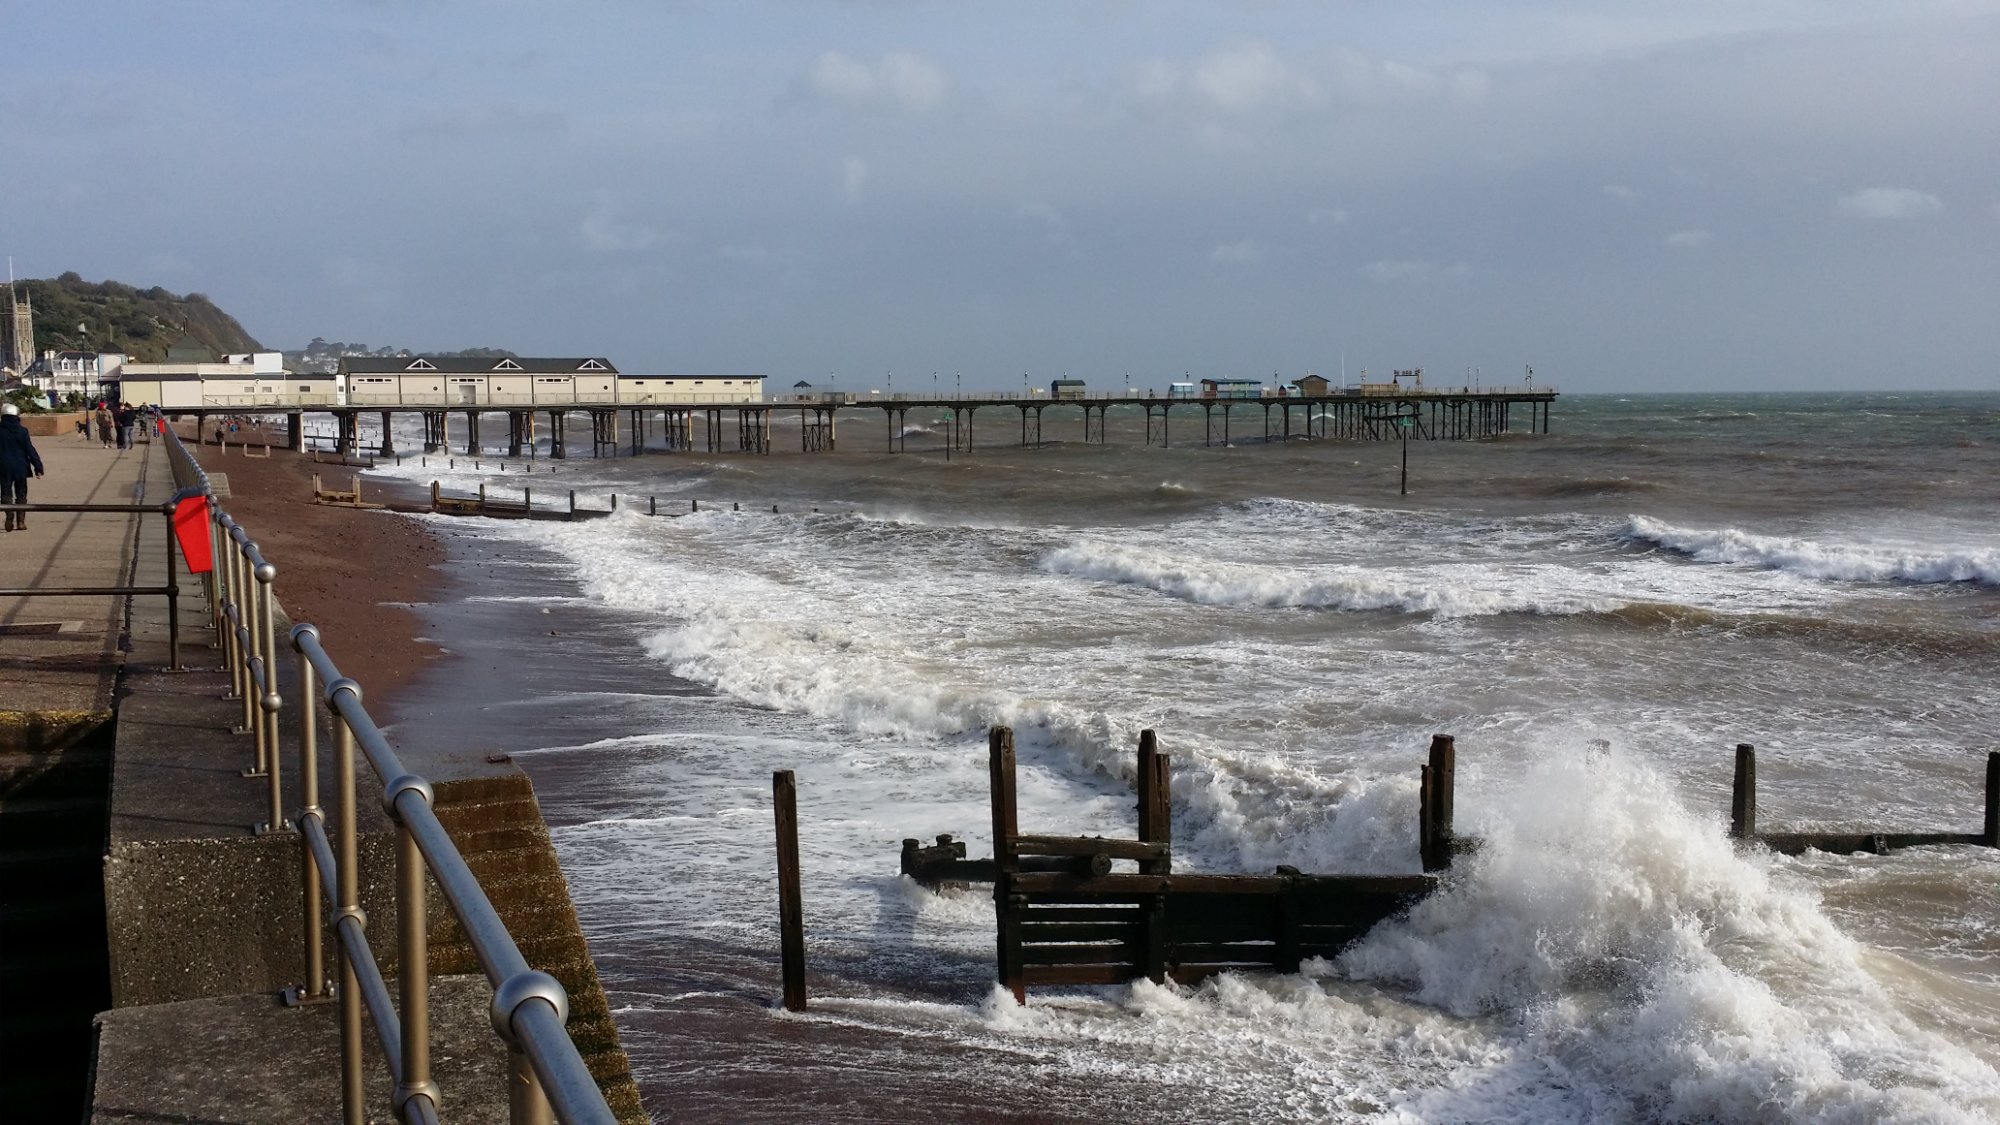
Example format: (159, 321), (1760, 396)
(12, 273), (262, 362)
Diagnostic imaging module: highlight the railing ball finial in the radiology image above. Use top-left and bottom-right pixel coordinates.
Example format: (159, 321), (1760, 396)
(289, 622), (320, 649)
(261, 690), (283, 715)
(254, 561), (277, 583)
(323, 676), (363, 706)
(490, 970), (570, 1045)
(382, 773), (435, 818)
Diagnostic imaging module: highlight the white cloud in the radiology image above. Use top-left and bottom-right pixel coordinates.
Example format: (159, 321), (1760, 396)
(1836, 187), (1943, 219)
(1604, 185), (1640, 201)
(1192, 41), (1321, 112)
(842, 155), (870, 201)
(1361, 259), (1473, 284)
(1307, 208), (1349, 226)
(580, 192), (659, 253)
(1666, 229), (1714, 247)
(803, 51), (949, 112)
(1209, 239), (1264, 263)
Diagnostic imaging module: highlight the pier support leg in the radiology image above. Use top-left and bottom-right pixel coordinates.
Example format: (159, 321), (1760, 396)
(1731, 744), (1757, 840)
(378, 412), (395, 457)
(287, 414), (304, 452)
(548, 411), (567, 459)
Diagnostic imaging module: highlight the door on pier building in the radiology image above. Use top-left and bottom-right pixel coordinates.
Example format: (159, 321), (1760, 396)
(454, 379), (480, 404)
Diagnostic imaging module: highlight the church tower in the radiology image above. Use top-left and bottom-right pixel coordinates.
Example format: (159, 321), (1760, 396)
(4, 270), (32, 372)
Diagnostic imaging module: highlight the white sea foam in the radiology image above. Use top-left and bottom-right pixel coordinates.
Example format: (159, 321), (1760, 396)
(1625, 515), (2000, 586)
(1340, 755), (2000, 1122)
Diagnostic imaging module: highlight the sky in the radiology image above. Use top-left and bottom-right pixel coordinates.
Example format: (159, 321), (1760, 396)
(11, 1), (2000, 392)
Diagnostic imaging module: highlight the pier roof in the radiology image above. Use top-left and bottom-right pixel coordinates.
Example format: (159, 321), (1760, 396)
(338, 356), (619, 375)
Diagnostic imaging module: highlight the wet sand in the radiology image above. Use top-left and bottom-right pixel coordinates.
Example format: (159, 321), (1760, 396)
(182, 432), (446, 706)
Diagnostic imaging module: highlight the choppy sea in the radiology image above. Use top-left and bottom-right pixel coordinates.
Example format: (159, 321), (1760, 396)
(370, 392), (2000, 1123)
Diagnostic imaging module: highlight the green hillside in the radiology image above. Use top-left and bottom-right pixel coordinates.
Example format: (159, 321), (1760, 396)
(13, 273), (262, 361)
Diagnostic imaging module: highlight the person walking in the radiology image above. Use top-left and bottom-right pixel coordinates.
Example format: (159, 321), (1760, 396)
(1, 403), (47, 532)
(94, 403), (114, 448)
(115, 402), (136, 449)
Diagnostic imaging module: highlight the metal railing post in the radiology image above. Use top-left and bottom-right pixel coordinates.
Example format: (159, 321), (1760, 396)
(333, 705), (366, 1125)
(163, 501), (182, 670)
(390, 777), (439, 1117)
(290, 625), (330, 1002)
(254, 561), (287, 834)
(510, 1047), (554, 1125)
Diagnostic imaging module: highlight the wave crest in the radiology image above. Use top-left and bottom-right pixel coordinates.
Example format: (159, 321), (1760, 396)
(1624, 516), (2000, 586)
(1040, 542), (1610, 617)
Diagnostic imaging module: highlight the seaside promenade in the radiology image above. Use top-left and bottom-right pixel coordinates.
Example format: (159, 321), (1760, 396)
(0, 427), (644, 1121)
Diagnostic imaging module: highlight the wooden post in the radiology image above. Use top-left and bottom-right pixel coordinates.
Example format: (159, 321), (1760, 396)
(1135, 728), (1171, 985)
(1984, 750), (1998, 848)
(1422, 734), (1455, 871)
(1135, 729), (1172, 875)
(649, 496), (657, 516)
(350, 476), (361, 504)
(1419, 764), (1435, 872)
(429, 481), (440, 512)
(773, 770), (807, 1011)
(523, 487), (531, 512)
(989, 727), (1025, 1004)
(568, 490), (576, 521)
(1731, 744), (1756, 840)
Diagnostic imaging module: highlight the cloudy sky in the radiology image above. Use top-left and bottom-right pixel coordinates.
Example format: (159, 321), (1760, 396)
(12, 1), (2000, 391)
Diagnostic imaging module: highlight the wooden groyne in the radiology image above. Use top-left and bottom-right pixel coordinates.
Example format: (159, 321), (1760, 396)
(1730, 744), (1999, 854)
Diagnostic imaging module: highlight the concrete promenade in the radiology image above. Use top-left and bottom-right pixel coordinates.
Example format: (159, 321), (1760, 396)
(0, 429), (644, 1121)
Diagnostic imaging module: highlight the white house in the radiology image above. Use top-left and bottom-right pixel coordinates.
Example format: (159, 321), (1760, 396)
(34, 350), (125, 401)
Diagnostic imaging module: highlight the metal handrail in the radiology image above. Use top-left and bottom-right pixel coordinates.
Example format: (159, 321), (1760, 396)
(156, 416), (616, 1125)
(0, 496), (194, 669)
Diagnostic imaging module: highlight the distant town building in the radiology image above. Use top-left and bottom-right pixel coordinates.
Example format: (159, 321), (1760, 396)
(1289, 374), (1331, 397)
(116, 351), (319, 409)
(33, 350), (126, 401)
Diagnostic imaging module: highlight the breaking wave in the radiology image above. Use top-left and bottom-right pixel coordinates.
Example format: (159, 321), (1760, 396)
(1040, 541), (1614, 617)
(1623, 516), (2000, 586)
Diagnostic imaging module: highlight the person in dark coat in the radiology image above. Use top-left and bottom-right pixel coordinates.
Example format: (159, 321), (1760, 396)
(1, 403), (47, 532)
(115, 403), (136, 449)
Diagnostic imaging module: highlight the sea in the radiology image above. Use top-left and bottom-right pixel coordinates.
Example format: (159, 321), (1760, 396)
(360, 391), (2000, 1124)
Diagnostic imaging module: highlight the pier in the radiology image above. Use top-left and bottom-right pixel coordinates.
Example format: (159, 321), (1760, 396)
(171, 385), (1557, 460)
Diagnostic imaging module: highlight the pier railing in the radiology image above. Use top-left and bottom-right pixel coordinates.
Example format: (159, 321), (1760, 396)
(161, 418), (616, 1125)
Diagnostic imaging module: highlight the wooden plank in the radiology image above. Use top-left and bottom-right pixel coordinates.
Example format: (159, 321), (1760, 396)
(1755, 831), (1982, 856)
(1292, 874), (1438, 896)
(1022, 944), (1137, 966)
(1169, 919), (1279, 944)
(1024, 964), (1136, 987)
(1011, 835), (1167, 861)
(1011, 873), (1290, 895)
(772, 770), (807, 1012)
(1017, 922), (1139, 942)
(1169, 942), (1280, 965)
(1018, 904), (1145, 921)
